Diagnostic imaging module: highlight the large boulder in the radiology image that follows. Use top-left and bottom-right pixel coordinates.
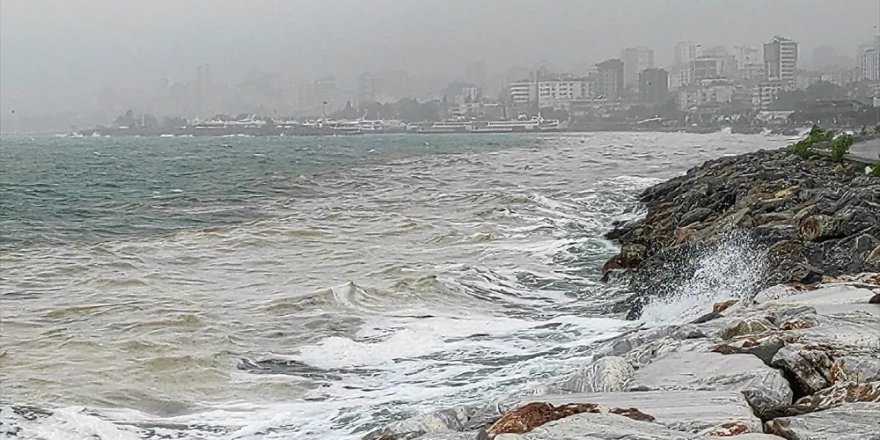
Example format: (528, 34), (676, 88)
(497, 412), (692, 440)
(485, 390), (762, 435)
(627, 351), (792, 412)
(765, 402), (880, 440)
(534, 356), (634, 394)
(363, 405), (477, 440)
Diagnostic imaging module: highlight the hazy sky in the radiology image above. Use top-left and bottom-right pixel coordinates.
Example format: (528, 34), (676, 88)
(2, 0), (879, 116)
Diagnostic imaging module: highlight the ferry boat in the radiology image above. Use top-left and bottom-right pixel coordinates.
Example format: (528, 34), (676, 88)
(413, 116), (563, 134)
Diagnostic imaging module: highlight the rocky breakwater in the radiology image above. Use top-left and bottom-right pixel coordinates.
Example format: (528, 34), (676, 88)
(603, 142), (879, 318)
(364, 279), (880, 440)
(364, 143), (880, 440)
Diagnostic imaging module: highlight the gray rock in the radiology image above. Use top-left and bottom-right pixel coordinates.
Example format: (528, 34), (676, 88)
(417, 433), (482, 440)
(767, 284), (878, 306)
(493, 390), (762, 434)
(765, 402), (880, 440)
(679, 207), (714, 227)
(623, 337), (717, 367)
(363, 405), (477, 440)
(516, 413), (691, 440)
(627, 351), (792, 412)
(536, 356), (634, 394)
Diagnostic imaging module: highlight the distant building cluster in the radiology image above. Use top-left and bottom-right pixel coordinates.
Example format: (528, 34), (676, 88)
(88, 32), (880, 131)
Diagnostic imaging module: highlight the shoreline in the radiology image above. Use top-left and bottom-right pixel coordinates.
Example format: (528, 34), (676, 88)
(365, 142), (880, 439)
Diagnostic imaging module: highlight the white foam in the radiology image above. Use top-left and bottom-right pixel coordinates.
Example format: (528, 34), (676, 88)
(639, 231), (767, 325)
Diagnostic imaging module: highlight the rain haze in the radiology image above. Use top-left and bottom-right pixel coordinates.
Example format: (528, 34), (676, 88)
(3, 1), (880, 439)
(1, 0), (878, 130)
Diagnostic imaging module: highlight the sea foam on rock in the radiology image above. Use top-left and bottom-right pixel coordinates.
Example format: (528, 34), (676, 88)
(603, 148), (879, 319)
(367, 281), (879, 439)
(367, 147), (879, 440)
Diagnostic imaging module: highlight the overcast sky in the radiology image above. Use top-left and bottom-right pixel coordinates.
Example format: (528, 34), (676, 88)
(2, 0), (879, 116)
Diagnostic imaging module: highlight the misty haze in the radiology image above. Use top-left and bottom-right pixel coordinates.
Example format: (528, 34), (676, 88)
(1, 1), (880, 439)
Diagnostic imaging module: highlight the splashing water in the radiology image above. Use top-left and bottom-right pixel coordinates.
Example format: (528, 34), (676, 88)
(639, 230), (768, 325)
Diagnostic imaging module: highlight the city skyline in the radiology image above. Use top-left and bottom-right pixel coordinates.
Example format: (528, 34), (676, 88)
(2, 0), (879, 123)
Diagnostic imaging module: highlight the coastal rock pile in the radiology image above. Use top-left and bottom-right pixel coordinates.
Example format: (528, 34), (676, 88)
(602, 147), (879, 318)
(365, 280), (880, 440)
(366, 147), (880, 440)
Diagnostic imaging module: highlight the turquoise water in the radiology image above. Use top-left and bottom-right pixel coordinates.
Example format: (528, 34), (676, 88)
(0, 132), (788, 439)
(1, 135), (532, 248)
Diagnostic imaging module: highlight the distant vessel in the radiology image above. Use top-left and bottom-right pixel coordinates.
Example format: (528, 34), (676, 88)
(412, 117), (563, 134)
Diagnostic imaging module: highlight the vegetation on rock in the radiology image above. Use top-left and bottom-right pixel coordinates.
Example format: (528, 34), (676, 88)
(829, 133), (853, 162)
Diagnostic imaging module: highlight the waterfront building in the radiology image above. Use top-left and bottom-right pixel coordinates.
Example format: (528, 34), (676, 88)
(752, 79), (784, 110)
(595, 59), (624, 100)
(764, 36), (798, 87)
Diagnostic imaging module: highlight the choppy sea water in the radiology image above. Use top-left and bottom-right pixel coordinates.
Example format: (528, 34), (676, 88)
(0, 132), (788, 439)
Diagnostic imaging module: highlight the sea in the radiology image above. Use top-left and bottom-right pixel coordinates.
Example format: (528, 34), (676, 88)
(0, 131), (789, 439)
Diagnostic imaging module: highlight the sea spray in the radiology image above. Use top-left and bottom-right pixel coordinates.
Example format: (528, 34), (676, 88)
(639, 230), (768, 325)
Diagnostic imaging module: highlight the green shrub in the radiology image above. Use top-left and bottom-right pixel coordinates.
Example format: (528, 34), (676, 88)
(871, 161), (880, 177)
(830, 134), (853, 162)
(788, 138), (814, 158)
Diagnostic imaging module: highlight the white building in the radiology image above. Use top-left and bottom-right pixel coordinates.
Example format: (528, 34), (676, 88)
(509, 80), (535, 104)
(752, 80), (784, 110)
(764, 36), (798, 87)
(509, 77), (591, 109)
(679, 78), (734, 111)
(538, 78), (592, 109)
(862, 47), (880, 81)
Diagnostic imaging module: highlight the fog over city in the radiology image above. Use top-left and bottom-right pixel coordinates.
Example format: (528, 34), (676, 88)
(1, 0), (878, 130)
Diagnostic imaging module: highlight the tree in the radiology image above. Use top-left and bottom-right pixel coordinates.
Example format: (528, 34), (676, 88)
(805, 81), (845, 100)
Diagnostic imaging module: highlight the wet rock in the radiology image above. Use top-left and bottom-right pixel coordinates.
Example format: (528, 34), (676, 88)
(537, 356), (633, 394)
(489, 390), (762, 435)
(510, 412), (692, 440)
(712, 335), (786, 366)
(679, 207), (714, 226)
(722, 317), (776, 339)
(796, 381), (880, 408)
(603, 146), (880, 319)
(764, 402), (880, 440)
(363, 405), (477, 440)
(714, 299), (739, 313)
(622, 337), (716, 367)
(627, 351), (793, 412)
(417, 434), (482, 440)
(619, 244), (648, 268)
(487, 402), (601, 436)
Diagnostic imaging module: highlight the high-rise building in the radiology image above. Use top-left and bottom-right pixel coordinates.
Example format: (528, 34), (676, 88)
(689, 58), (722, 83)
(595, 59), (624, 100)
(674, 42), (699, 66)
(863, 47), (880, 81)
(639, 68), (668, 103)
(764, 36), (798, 87)
(621, 47), (654, 87)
